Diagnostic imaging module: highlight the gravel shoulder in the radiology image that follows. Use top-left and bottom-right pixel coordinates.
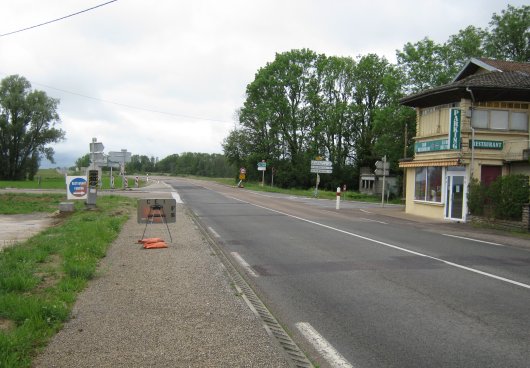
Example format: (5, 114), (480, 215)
(33, 200), (291, 367)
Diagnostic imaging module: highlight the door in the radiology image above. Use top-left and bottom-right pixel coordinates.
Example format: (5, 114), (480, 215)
(445, 174), (465, 221)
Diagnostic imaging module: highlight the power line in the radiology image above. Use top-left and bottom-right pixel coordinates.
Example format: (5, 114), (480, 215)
(1, 0), (118, 37)
(31, 81), (232, 124)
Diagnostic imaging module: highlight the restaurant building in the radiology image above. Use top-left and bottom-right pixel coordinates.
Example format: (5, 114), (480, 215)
(399, 58), (530, 222)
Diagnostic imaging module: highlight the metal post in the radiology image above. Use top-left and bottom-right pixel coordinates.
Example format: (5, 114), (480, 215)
(381, 155), (386, 207)
(471, 127), (475, 178)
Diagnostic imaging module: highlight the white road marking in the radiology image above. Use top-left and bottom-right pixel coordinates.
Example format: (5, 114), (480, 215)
(359, 209), (372, 214)
(296, 322), (354, 368)
(442, 233), (503, 246)
(208, 227), (220, 238)
(359, 218), (387, 224)
(171, 191), (183, 204)
(226, 196), (530, 290)
(231, 252), (258, 277)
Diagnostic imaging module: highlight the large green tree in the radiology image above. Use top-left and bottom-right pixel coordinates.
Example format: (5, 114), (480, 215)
(0, 75), (65, 180)
(485, 4), (530, 62)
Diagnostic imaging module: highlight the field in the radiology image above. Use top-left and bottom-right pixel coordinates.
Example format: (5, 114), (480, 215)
(0, 169), (140, 191)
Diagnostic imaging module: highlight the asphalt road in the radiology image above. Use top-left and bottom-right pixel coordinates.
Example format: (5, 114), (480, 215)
(167, 178), (530, 368)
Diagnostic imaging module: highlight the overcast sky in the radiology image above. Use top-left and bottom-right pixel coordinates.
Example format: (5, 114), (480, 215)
(1, 0), (526, 168)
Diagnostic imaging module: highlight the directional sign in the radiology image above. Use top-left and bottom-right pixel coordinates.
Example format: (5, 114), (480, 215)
(375, 160), (390, 170)
(374, 169), (389, 176)
(109, 150), (132, 163)
(310, 160), (333, 174)
(89, 142), (104, 153)
(257, 161), (267, 171)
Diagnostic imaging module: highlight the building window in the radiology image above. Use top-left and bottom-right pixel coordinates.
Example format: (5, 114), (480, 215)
(471, 109), (528, 131)
(415, 167), (443, 203)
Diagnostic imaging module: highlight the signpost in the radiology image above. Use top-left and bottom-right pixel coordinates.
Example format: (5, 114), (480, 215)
(87, 138), (104, 207)
(257, 160), (267, 186)
(310, 159), (333, 196)
(375, 156), (389, 207)
(137, 198), (176, 242)
(109, 149), (132, 189)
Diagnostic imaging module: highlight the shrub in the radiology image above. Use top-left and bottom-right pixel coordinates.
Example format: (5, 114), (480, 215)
(468, 174), (530, 221)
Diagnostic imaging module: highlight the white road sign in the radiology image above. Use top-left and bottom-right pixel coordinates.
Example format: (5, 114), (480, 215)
(310, 160), (333, 174)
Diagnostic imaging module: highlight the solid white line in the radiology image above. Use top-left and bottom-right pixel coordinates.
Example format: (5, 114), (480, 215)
(360, 218), (387, 224)
(208, 226), (220, 238)
(171, 191), (183, 204)
(231, 252), (258, 277)
(225, 195), (530, 290)
(296, 322), (354, 368)
(442, 233), (503, 246)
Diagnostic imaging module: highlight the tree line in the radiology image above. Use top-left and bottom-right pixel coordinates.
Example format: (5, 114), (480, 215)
(222, 4), (529, 191)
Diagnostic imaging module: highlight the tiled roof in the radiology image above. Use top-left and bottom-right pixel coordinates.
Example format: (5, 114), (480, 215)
(476, 58), (530, 74)
(401, 68), (530, 107)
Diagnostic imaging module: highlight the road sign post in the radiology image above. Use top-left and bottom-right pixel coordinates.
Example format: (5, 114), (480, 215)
(257, 160), (267, 186)
(310, 160), (332, 197)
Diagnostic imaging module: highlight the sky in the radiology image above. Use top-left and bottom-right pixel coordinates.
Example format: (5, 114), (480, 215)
(1, 0), (526, 168)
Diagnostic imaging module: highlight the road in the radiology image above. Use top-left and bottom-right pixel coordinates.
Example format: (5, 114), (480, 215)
(166, 178), (530, 368)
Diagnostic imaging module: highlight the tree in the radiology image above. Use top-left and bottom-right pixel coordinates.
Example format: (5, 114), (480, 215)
(0, 75), (65, 180)
(75, 154), (91, 169)
(485, 5), (530, 62)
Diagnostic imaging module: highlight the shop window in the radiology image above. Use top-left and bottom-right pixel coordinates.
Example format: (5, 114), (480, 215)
(415, 167), (442, 203)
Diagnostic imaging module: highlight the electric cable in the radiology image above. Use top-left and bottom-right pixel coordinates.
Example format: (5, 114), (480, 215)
(1, 0), (118, 37)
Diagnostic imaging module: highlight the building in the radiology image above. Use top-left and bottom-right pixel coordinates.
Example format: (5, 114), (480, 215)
(399, 58), (530, 222)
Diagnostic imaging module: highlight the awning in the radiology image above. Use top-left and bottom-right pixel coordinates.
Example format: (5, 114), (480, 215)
(399, 159), (460, 168)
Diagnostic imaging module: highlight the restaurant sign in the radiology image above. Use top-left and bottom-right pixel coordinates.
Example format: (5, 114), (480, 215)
(469, 139), (503, 150)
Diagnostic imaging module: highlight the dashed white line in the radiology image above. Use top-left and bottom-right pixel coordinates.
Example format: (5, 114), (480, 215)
(442, 233), (503, 246)
(296, 322), (354, 368)
(225, 195), (530, 290)
(231, 252), (258, 277)
(359, 209), (372, 214)
(208, 227), (220, 238)
(360, 218), (387, 224)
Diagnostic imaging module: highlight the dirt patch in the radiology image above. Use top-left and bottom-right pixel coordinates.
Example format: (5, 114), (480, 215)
(0, 318), (16, 332)
(0, 213), (56, 251)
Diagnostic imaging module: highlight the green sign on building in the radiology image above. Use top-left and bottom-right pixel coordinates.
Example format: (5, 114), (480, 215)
(469, 139), (504, 150)
(449, 108), (461, 150)
(415, 139), (449, 153)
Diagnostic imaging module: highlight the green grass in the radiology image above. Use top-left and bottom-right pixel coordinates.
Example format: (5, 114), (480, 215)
(0, 195), (134, 367)
(0, 169), (144, 191)
(0, 193), (65, 214)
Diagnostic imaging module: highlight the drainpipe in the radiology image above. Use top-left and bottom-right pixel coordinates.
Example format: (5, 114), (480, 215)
(466, 87), (475, 178)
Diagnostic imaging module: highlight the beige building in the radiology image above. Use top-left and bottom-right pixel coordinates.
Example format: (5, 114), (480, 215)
(399, 58), (530, 222)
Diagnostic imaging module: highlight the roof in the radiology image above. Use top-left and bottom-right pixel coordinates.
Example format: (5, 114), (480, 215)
(453, 58), (530, 81)
(400, 58), (530, 108)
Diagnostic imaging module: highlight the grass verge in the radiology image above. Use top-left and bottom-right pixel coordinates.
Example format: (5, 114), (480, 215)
(0, 194), (134, 367)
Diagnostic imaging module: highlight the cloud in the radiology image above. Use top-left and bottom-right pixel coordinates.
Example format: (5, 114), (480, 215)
(2, 0), (527, 168)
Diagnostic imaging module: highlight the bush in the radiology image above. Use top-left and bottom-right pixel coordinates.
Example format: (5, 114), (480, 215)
(468, 174), (530, 221)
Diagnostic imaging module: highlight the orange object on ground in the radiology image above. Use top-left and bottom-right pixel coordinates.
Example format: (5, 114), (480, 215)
(143, 241), (168, 249)
(138, 238), (163, 244)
